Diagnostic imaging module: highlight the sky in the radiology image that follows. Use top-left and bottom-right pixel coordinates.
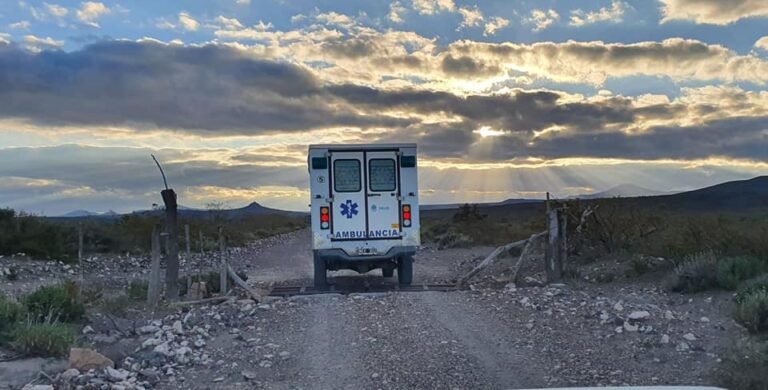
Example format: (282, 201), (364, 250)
(1, 0), (767, 215)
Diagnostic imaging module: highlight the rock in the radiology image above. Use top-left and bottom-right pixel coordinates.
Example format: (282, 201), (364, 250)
(623, 321), (639, 332)
(174, 347), (193, 364)
(153, 342), (173, 356)
(60, 368), (80, 381)
(22, 385), (54, 390)
(700, 316), (710, 323)
(628, 311), (650, 320)
(683, 333), (697, 341)
(194, 339), (206, 348)
(213, 377), (224, 383)
(105, 366), (129, 382)
(141, 337), (163, 348)
(242, 371), (258, 380)
(259, 360), (272, 368)
(82, 325), (95, 334)
(279, 351), (290, 360)
(91, 334), (119, 344)
(664, 310), (675, 320)
(172, 320), (184, 334)
(138, 325), (160, 334)
(661, 334), (670, 344)
(69, 348), (114, 371)
(676, 342), (691, 352)
(613, 302), (624, 312)
(0, 358), (68, 389)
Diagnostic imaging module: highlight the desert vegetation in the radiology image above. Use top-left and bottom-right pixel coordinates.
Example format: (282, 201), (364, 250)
(0, 207), (306, 260)
(0, 281), (84, 357)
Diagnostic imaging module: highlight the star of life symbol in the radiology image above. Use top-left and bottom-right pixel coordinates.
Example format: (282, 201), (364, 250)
(340, 200), (359, 219)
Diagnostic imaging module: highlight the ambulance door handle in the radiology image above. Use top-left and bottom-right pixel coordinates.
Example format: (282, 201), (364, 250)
(367, 193), (381, 197)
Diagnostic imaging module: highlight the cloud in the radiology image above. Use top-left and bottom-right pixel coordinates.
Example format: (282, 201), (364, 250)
(483, 16), (509, 36)
(214, 15), (243, 30)
(411, 0), (455, 15)
(315, 11), (356, 29)
(570, 0), (626, 26)
(9, 21), (31, 30)
(457, 6), (484, 29)
(76, 1), (110, 27)
(755, 36), (768, 51)
(178, 12), (199, 31)
(388, 1), (407, 23)
(449, 38), (768, 85)
(2, 40), (767, 166)
(236, 0), (250, 5)
(659, 0), (768, 25)
(45, 3), (68, 18)
(0, 40), (411, 133)
(22, 35), (64, 52)
(525, 9), (559, 32)
(211, 21), (768, 88)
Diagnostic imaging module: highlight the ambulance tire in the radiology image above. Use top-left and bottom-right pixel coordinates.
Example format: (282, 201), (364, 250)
(397, 256), (413, 285)
(313, 254), (327, 289)
(382, 268), (394, 278)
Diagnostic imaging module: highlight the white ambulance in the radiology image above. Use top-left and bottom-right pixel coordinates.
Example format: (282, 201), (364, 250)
(308, 144), (420, 288)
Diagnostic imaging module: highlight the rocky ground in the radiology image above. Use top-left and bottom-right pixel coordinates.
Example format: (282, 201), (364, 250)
(1, 229), (742, 389)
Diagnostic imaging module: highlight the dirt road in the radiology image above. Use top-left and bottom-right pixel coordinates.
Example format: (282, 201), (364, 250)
(2, 229), (738, 389)
(244, 229), (471, 286)
(157, 230), (734, 389)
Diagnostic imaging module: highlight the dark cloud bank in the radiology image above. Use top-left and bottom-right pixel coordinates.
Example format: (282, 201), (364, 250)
(1, 40), (767, 162)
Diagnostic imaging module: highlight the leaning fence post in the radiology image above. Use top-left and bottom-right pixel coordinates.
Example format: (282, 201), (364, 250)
(219, 226), (227, 294)
(148, 224), (162, 305)
(545, 208), (567, 283)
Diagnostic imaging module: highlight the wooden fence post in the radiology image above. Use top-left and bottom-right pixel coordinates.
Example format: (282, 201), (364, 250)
(147, 224), (162, 305)
(219, 226), (227, 294)
(184, 224), (191, 257)
(545, 208), (567, 283)
(162, 189), (180, 301)
(199, 231), (204, 255)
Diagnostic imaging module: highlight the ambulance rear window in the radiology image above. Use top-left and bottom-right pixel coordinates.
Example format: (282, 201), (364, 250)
(333, 159), (361, 192)
(369, 159), (396, 191)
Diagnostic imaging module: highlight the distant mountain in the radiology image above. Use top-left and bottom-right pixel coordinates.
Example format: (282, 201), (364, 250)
(574, 184), (672, 199)
(54, 202), (306, 220)
(133, 201), (306, 219)
(421, 198), (540, 211)
(641, 176), (768, 211)
(58, 209), (119, 218)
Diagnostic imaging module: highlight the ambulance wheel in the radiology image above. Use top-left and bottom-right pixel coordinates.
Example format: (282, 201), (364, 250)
(313, 253), (327, 289)
(382, 268), (394, 278)
(397, 256), (413, 285)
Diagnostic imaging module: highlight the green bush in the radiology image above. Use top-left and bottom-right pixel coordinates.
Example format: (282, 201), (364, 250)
(127, 280), (148, 301)
(0, 295), (24, 338)
(715, 339), (768, 390)
(668, 251), (719, 293)
(736, 274), (768, 304)
(24, 281), (85, 323)
(11, 320), (74, 357)
(717, 257), (767, 290)
(734, 290), (768, 333)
